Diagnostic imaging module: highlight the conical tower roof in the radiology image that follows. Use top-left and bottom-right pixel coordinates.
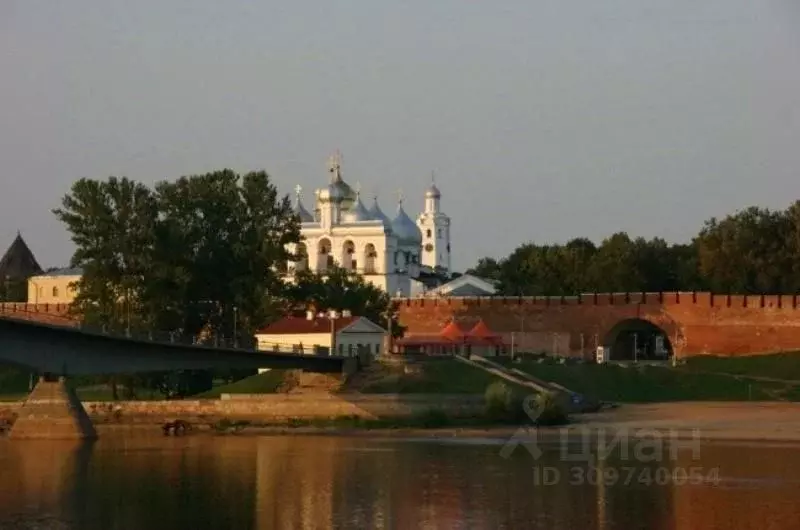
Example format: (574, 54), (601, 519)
(0, 232), (42, 280)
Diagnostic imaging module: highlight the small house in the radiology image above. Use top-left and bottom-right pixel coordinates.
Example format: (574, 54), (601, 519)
(255, 310), (387, 358)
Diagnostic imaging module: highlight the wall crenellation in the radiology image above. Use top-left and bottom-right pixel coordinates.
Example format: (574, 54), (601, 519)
(395, 292), (800, 310)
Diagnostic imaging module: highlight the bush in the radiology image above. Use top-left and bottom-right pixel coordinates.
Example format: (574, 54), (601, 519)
(484, 381), (570, 425)
(484, 381), (526, 423)
(531, 391), (569, 426)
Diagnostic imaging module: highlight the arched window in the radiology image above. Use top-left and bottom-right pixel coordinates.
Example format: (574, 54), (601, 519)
(52, 286), (59, 297)
(317, 239), (332, 271)
(342, 240), (356, 271)
(426, 229), (432, 238)
(364, 244), (377, 274)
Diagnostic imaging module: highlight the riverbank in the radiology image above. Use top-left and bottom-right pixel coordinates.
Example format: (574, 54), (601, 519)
(68, 402), (800, 445)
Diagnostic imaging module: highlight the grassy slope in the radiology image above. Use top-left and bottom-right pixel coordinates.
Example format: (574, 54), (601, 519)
(509, 359), (800, 403)
(194, 370), (288, 398)
(357, 359), (514, 394)
(682, 353), (800, 381)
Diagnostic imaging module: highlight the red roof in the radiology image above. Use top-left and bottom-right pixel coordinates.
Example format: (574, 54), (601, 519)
(256, 315), (358, 335)
(440, 320), (466, 340)
(397, 319), (506, 347)
(467, 319), (498, 339)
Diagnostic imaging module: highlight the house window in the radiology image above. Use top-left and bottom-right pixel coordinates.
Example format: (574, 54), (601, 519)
(438, 229), (442, 238)
(52, 286), (59, 297)
(375, 343), (381, 355)
(338, 344), (344, 355)
(426, 229), (432, 238)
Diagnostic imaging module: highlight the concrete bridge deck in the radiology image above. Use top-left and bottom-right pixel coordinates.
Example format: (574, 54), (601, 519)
(0, 314), (349, 375)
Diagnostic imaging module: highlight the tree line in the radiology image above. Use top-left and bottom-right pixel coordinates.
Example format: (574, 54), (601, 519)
(44, 171), (398, 398)
(467, 202), (800, 296)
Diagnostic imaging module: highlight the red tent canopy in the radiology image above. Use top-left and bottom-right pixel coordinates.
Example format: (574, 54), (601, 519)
(440, 320), (467, 341)
(466, 319), (504, 345)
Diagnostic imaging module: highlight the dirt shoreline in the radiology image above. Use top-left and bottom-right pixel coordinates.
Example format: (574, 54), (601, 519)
(88, 402), (800, 444)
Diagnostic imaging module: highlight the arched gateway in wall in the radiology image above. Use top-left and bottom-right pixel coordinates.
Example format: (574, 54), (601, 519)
(601, 319), (674, 361)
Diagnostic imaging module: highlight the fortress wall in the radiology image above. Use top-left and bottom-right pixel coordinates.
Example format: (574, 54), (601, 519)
(395, 293), (800, 357)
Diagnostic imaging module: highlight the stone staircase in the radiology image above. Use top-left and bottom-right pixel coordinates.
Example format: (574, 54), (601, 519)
(278, 370), (345, 394)
(459, 355), (602, 413)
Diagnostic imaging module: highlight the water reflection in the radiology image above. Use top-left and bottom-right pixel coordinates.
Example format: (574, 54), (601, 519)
(1, 433), (800, 529)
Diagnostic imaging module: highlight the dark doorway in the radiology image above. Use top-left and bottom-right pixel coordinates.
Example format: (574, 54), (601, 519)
(603, 319), (672, 361)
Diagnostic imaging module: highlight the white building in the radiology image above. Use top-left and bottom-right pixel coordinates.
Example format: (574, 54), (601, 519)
(285, 153), (452, 296)
(255, 310), (387, 358)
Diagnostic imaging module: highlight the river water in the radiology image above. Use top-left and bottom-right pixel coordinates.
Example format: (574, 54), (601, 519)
(1, 432), (800, 529)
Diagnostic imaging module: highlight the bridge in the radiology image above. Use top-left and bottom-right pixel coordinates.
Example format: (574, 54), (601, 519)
(0, 308), (355, 440)
(0, 314), (348, 375)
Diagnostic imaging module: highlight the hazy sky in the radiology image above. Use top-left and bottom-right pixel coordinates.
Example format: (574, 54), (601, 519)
(2, 1), (800, 270)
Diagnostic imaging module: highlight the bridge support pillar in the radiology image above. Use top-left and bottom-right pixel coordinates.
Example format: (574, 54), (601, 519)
(8, 376), (98, 440)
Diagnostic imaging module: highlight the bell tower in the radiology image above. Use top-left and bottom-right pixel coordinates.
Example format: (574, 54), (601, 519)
(416, 174), (451, 272)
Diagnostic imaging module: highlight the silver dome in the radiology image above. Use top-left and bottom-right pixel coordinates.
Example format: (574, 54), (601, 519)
(332, 180), (356, 209)
(294, 196), (314, 223)
(328, 160), (356, 209)
(425, 183), (441, 198)
(341, 192), (373, 223)
(392, 201), (422, 246)
(318, 182), (344, 203)
(369, 196), (393, 233)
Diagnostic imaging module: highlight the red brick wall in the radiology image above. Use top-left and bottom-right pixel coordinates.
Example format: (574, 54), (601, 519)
(395, 293), (800, 358)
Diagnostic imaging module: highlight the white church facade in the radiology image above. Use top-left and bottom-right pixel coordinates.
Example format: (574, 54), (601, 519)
(285, 153), (452, 296)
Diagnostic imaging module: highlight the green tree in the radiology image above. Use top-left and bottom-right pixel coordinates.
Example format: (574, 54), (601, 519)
(465, 257), (502, 281)
(287, 266), (401, 336)
(53, 177), (158, 331)
(54, 170), (301, 342)
(145, 170), (300, 341)
(696, 207), (791, 293)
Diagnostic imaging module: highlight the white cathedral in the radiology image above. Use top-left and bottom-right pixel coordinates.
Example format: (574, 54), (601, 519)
(285, 153), (452, 296)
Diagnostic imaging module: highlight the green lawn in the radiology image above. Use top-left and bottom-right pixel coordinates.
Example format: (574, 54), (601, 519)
(681, 353), (800, 381)
(194, 370), (288, 398)
(508, 360), (798, 403)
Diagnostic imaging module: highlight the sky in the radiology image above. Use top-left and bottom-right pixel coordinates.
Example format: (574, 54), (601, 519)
(2, 0), (800, 271)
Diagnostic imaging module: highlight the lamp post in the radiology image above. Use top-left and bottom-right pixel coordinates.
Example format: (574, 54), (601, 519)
(329, 309), (339, 356)
(233, 306), (238, 348)
(384, 308), (398, 356)
(511, 314), (525, 361)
